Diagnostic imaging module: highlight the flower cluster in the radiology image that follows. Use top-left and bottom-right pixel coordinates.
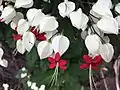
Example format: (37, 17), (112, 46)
(0, 0), (120, 89)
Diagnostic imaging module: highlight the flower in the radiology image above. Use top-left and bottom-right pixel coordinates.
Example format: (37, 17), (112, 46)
(12, 34), (22, 41)
(48, 52), (67, 71)
(80, 55), (102, 70)
(30, 27), (46, 41)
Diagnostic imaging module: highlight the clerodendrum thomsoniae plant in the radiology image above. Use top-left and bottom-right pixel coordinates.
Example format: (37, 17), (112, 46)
(0, 0), (120, 90)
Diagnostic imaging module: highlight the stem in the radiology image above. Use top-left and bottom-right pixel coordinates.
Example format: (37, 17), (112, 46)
(92, 76), (98, 90)
(100, 70), (108, 90)
(89, 65), (93, 90)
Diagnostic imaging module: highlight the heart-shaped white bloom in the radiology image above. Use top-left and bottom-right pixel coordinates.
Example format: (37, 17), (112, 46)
(16, 39), (25, 54)
(92, 3), (113, 18)
(99, 43), (114, 63)
(31, 83), (37, 90)
(27, 8), (45, 26)
(45, 30), (58, 40)
(11, 12), (24, 30)
(17, 19), (29, 35)
(39, 85), (45, 90)
(22, 32), (36, 52)
(52, 35), (70, 56)
(14, 0), (33, 8)
(115, 3), (120, 14)
(0, 5), (16, 23)
(27, 81), (32, 87)
(37, 41), (53, 59)
(70, 8), (89, 30)
(58, 1), (75, 18)
(97, 16), (119, 34)
(39, 16), (59, 33)
(85, 34), (101, 55)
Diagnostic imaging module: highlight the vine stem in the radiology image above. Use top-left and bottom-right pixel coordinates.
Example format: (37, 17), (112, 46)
(89, 65), (93, 90)
(100, 70), (108, 90)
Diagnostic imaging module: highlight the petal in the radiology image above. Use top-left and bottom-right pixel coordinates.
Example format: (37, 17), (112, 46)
(45, 30), (58, 40)
(85, 34), (102, 55)
(27, 8), (45, 26)
(91, 65), (98, 70)
(0, 59), (8, 68)
(0, 48), (4, 60)
(39, 85), (45, 90)
(55, 52), (61, 61)
(115, 3), (120, 14)
(17, 19), (29, 35)
(97, 16), (119, 34)
(0, 6), (16, 23)
(16, 39), (26, 54)
(59, 65), (67, 71)
(58, 1), (75, 18)
(93, 55), (102, 64)
(83, 55), (92, 63)
(14, 0), (33, 8)
(99, 43), (114, 63)
(36, 33), (46, 41)
(11, 12), (24, 30)
(92, 3), (113, 17)
(52, 35), (70, 56)
(22, 32), (36, 52)
(39, 16), (58, 33)
(48, 57), (55, 63)
(59, 60), (67, 66)
(12, 34), (22, 41)
(80, 64), (89, 69)
(37, 41), (53, 59)
(49, 63), (56, 69)
(115, 16), (120, 28)
(69, 8), (82, 30)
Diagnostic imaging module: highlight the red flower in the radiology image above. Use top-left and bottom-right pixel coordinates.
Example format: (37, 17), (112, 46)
(48, 52), (67, 71)
(80, 55), (102, 70)
(12, 34), (22, 41)
(30, 27), (46, 41)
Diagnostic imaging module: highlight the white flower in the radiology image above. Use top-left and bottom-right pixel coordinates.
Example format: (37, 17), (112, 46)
(58, 0), (75, 18)
(85, 34), (102, 55)
(39, 85), (45, 90)
(70, 8), (89, 30)
(14, 0), (33, 8)
(27, 81), (32, 87)
(97, 16), (119, 34)
(10, 12), (24, 30)
(37, 41), (53, 59)
(0, 5), (16, 24)
(20, 73), (27, 78)
(52, 35), (70, 56)
(99, 43), (114, 62)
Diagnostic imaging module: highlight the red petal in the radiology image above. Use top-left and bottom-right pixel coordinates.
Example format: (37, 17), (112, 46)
(36, 33), (46, 41)
(59, 60), (67, 66)
(80, 64), (89, 69)
(55, 52), (60, 61)
(48, 57), (55, 63)
(12, 34), (22, 41)
(49, 63), (56, 69)
(60, 65), (67, 71)
(93, 55), (102, 64)
(91, 64), (98, 70)
(83, 55), (92, 63)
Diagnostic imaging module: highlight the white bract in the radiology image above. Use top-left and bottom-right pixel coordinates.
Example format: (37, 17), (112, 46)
(115, 3), (120, 14)
(115, 16), (120, 28)
(85, 34), (101, 55)
(14, 0), (33, 8)
(99, 43), (114, 62)
(70, 8), (89, 30)
(10, 12), (24, 30)
(0, 48), (8, 67)
(97, 16), (119, 34)
(21, 73), (27, 78)
(0, 5), (16, 24)
(58, 0), (75, 18)
(37, 41), (53, 59)
(39, 85), (45, 90)
(52, 35), (70, 56)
